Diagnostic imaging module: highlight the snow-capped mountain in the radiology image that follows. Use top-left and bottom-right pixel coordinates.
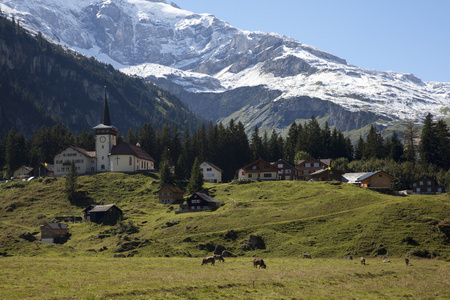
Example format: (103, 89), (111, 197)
(2, 0), (450, 133)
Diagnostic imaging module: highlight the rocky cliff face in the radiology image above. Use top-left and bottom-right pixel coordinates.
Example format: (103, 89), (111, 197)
(2, 0), (450, 134)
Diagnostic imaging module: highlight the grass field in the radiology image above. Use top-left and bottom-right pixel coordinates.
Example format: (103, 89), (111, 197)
(1, 256), (448, 299)
(0, 173), (449, 298)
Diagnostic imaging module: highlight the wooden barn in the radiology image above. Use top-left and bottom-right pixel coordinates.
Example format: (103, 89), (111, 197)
(179, 192), (220, 213)
(83, 204), (122, 224)
(40, 222), (69, 244)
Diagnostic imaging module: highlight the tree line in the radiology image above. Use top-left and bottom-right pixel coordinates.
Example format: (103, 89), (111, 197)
(1, 114), (450, 190)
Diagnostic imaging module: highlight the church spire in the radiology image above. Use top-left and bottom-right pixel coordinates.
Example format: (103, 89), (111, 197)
(101, 86), (111, 126)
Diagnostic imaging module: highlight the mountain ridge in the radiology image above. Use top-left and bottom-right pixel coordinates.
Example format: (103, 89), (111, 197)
(2, 0), (450, 134)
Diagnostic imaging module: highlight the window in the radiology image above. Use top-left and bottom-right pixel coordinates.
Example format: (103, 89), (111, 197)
(305, 163), (311, 167)
(304, 170), (310, 175)
(207, 168), (212, 171)
(129, 157), (132, 165)
(416, 188), (420, 192)
(264, 165), (270, 170)
(427, 188), (431, 192)
(420, 181), (423, 185)
(413, 183), (417, 187)
(264, 173), (272, 178)
(278, 164), (283, 168)
(248, 174), (252, 178)
(314, 163), (319, 167)
(427, 181), (431, 185)
(252, 166), (257, 170)
(285, 169), (291, 174)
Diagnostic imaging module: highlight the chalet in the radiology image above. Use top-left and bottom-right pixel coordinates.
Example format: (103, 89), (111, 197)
(54, 146), (96, 177)
(13, 166), (32, 179)
(30, 163), (54, 178)
(182, 192), (220, 212)
(272, 159), (299, 180)
(159, 184), (184, 204)
(309, 167), (343, 182)
(83, 204), (122, 224)
(238, 158), (278, 181)
(40, 222), (69, 244)
(200, 161), (223, 183)
(412, 176), (446, 194)
(342, 171), (392, 188)
(297, 158), (331, 180)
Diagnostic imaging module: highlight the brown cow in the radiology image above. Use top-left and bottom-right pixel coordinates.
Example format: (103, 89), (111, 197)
(405, 257), (409, 266)
(201, 256), (215, 266)
(360, 257), (366, 265)
(252, 258), (266, 269)
(214, 254), (225, 262)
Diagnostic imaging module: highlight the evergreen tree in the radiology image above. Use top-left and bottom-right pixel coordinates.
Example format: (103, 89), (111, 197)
(139, 123), (156, 159)
(5, 128), (26, 178)
(363, 125), (384, 159)
(159, 159), (174, 187)
(175, 153), (188, 181)
(187, 158), (203, 194)
(75, 129), (95, 151)
(418, 113), (438, 165)
(65, 161), (78, 200)
(435, 120), (450, 169)
(388, 132), (404, 162)
(304, 116), (322, 158)
(285, 122), (298, 163)
(268, 130), (283, 161)
(403, 120), (419, 164)
(250, 125), (263, 160)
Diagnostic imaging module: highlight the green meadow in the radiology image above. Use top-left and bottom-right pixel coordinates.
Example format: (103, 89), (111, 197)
(0, 173), (449, 299)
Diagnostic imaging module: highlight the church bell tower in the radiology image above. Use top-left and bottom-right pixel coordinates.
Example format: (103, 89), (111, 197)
(93, 87), (118, 172)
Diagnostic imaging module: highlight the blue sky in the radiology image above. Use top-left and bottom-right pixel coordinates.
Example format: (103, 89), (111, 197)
(175, 0), (450, 83)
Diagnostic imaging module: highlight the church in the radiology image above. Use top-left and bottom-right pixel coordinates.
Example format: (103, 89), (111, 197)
(54, 90), (156, 177)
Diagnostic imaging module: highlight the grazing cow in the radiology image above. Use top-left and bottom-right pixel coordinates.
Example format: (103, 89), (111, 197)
(252, 258), (266, 269)
(344, 255), (353, 260)
(382, 259), (391, 263)
(201, 256), (215, 266)
(214, 254), (225, 262)
(303, 253), (312, 259)
(360, 257), (366, 265)
(405, 257), (409, 266)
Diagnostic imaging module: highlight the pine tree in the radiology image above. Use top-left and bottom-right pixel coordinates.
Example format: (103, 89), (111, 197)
(250, 125), (263, 160)
(187, 158), (203, 194)
(418, 113), (438, 165)
(159, 159), (174, 187)
(285, 122), (298, 163)
(5, 128), (26, 178)
(435, 120), (450, 169)
(65, 161), (78, 200)
(403, 120), (419, 164)
(354, 135), (365, 160)
(388, 132), (404, 162)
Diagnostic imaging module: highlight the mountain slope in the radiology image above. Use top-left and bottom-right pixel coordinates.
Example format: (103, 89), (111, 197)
(0, 15), (202, 137)
(2, 0), (450, 133)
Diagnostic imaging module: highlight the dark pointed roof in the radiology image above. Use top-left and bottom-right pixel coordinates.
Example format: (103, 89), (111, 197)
(101, 86), (111, 126)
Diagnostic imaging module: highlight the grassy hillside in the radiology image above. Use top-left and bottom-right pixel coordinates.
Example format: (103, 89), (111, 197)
(0, 173), (449, 259)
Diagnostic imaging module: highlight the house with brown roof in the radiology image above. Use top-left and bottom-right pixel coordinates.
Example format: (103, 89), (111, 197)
(13, 166), (32, 179)
(54, 146), (95, 177)
(179, 192), (220, 213)
(159, 184), (184, 204)
(412, 176), (446, 194)
(297, 158), (331, 180)
(40, 222), (69, 244)
(238, 158), (279, 181)
(83, 204), (122, 224)
(200, 161), (223, 183)
(309, 167), (343, 182)
(342, 170), (392, 188)
(272, 159), (299, 180)
(30, 163), (54, 178)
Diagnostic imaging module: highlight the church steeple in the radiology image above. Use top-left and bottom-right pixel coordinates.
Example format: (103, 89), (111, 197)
(101, 86), (111, 126)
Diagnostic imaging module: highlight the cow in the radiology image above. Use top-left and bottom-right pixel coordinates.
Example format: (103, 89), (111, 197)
(360, 257), (366, 265)
(214, 254), (225, 262)
(382, 259), (391, 263)
(252, 258), (266, 269)
(201, 256), (215, 266)
(405, 257), (409, 266)
(303, 253), (312, 259)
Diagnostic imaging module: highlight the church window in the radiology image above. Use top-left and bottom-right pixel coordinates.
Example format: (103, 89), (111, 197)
(102, 145), (104, 149)
(129, 157), (132, 165)
(102, 156), (104, 160)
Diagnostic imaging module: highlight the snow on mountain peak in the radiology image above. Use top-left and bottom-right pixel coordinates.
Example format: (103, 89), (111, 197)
(2, 0), (450, 129)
